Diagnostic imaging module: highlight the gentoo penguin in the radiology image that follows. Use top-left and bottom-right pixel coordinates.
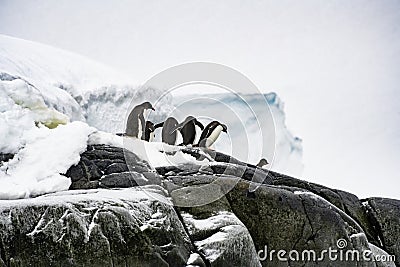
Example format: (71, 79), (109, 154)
(154, 117), (179, 145)
(125, 102), (155, 139)
(170, 116), (204, 146)
(256, 158), (269, 168)
(144, 121), (156, 142)
(197, 121), (227, 148)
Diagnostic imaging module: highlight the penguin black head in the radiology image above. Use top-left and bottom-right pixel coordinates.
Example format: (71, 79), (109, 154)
(221, 124), (228, 133)
(256, 158), (269, 168)
(170, 116), (204, 134)
(183, 116), (196, 123)
(186, 116), (204, 130)
(140, 101), (155, 111)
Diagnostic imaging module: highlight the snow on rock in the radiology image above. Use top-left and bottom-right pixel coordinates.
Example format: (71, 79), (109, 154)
(0, 186), (171, 208)
(180, 211), (261, 267)
(186, 253), (205, 266)
(88, 131), (213, 168)
(0, 121), (95, 199)
(181, 211), (244, 233)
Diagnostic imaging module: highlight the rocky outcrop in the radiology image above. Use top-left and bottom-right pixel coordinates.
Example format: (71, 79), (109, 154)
(364, 198), (400, 266)
(0, 144), (398, 267)
(66, 145), (161, 190)
(0, 187), (193, 267)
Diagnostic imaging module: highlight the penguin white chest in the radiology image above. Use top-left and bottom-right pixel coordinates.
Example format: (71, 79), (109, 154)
(149, 132), (155, 142)
(205, 125), (223, 147)
(137, 118), (142, 139)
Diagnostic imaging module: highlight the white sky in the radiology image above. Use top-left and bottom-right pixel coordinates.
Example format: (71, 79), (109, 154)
(1, 0), (399, 198)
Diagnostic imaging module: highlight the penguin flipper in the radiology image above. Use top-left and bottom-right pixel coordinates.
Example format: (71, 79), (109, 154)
(169, 124), (183, 135)
(154, 122), (164, 129)
(195, 120), (204, 130)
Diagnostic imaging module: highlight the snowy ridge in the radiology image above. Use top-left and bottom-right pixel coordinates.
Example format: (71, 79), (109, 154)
(0, 34), (131, 91)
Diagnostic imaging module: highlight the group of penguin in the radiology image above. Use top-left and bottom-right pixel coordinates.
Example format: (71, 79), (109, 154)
(122, 101), (228, 148)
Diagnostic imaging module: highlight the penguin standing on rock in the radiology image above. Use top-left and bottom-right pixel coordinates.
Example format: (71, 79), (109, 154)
(154, 117), (179, 145)
(125, 102), (155, 139)
(197, 121), (227, 148)
(170, 116), (204, 146)
(256, 158), (269, 168)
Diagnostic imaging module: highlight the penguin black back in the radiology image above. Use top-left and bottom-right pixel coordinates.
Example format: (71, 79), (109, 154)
(155, 117), (179, 145)
(179, 116), (204, 145)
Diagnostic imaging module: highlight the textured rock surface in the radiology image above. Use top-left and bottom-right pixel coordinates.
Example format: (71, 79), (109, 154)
(224, 181), (371, 266)
(0, 144), (398, 267)
(172, 180), (261, 267)
(67, 145), (161, 190)
(365, 198), (400, 266)
(0, 187), (193, 267)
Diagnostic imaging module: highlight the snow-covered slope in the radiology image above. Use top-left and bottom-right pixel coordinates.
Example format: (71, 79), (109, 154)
(0, 34), (130, 90)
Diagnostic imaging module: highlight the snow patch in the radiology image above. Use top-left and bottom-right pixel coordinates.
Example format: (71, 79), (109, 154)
(0, 121), (95, 199)
(182, 211), (243, 232)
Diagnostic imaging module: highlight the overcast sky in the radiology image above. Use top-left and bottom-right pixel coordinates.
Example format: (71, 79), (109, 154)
(1, 0), (399, 198)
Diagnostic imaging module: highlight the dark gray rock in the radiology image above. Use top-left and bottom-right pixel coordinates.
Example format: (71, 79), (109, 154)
(104, 163), (129, 174)
(0, 153), (14, 166)
(99, 171), (161, 188)
(66, 156), (102, 183)
(0, 72), (18, 81)
(66, 145), (154, 190)
(99, 172), (142, 188)
(0, 187), (193, 267)
(271, 174), (381, 247)
(365, 198), (400, 266)
(220, 179), (375, 267)
(156, 162), (273, 186)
